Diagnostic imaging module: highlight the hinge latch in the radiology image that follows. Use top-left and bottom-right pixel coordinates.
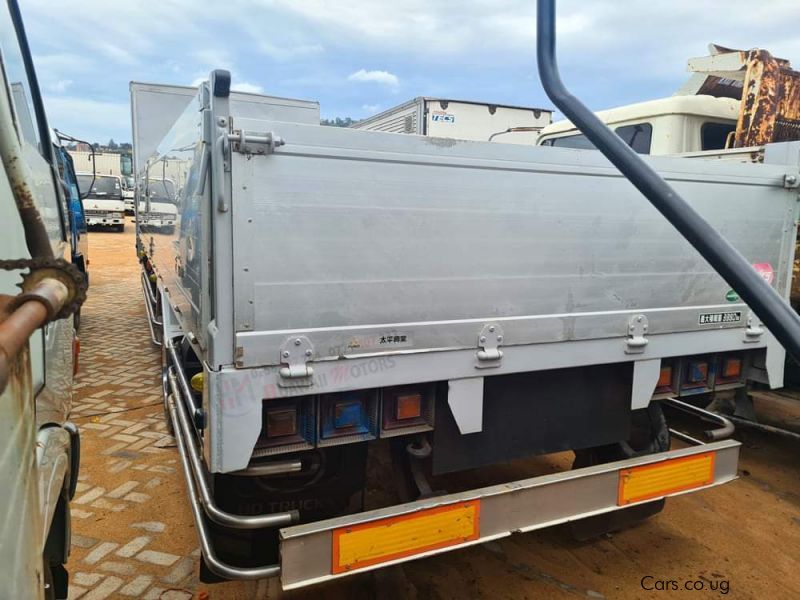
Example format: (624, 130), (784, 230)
(744, 313), (764, 342)
(230, 130), (285, 155)
(476, 323), (504, 368)
(626, 314), (649, 354)
(278, 336), (314, 386)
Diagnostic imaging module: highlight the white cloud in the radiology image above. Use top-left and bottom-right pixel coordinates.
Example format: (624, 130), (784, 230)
(348, 69), (399, 87)
(362, 104), (381, 114)
(187, 76), (264, 94)
(42, 96), (130, 142)
(231, 82), (264, 94)
(48, 79), (73, 94)
(193, 48), (234, 71)
(258, 41), (324, 61)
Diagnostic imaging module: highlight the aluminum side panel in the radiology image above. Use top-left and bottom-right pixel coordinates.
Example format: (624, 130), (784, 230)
(229, 124), (797, 367)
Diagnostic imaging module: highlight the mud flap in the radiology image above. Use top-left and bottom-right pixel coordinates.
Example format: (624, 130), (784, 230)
(568, 402), (670, 540)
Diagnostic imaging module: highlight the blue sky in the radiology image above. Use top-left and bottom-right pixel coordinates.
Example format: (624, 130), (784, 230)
(18, 0), (800, 144)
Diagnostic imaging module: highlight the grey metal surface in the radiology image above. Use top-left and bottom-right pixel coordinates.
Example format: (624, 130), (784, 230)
(208, 326), (779, 472)
(130, 81), (319, 181)
(229, 121), (797, 367)
(279, 439), (740, 589)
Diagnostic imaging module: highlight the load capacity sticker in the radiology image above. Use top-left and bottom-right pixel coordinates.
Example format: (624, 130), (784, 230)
(698, 311), (742, 325)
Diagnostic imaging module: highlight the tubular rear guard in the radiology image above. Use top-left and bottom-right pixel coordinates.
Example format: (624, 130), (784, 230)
(278, 439), (739, 589)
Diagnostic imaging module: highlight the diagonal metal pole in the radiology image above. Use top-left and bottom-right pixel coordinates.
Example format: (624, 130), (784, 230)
(536, 0), (800, 362)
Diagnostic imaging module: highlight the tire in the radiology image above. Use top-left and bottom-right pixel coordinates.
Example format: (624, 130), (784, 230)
(569, 403), (670, 540)
(117, 223), (125, 233)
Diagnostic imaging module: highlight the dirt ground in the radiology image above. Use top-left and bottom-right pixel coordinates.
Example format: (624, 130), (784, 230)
(67, 222), (800, 600)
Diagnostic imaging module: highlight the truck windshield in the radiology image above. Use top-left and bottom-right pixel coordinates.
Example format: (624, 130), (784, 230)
(147, 179), (176, 203)
(541, 122), (652, 154)
(77, 174), (122, 198)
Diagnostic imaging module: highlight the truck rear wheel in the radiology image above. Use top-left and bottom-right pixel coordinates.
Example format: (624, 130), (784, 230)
(568, 402), (670, 540)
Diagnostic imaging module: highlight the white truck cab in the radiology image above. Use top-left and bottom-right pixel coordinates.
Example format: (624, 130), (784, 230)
(138, 178), (177, 233)
(537, 95), (740, 155)
(122, 175), (135, 213)
(76, 173), (126, 231)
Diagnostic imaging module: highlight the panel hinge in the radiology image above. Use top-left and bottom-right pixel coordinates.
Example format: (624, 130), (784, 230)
(784, 173), (799, 189)
(230, 130), (285, 155)
(476, 323), (503, 368)
(278, 336), (314, 386)
(625, 314), (649, 354)
(744, 312), (764, 342)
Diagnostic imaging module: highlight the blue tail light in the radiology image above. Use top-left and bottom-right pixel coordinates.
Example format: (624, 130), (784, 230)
(318, 391), (378, 446)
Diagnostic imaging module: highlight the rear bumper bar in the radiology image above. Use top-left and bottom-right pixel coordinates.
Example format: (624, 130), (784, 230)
(167, 365), (740, 588)
(278, 438), (739, 589)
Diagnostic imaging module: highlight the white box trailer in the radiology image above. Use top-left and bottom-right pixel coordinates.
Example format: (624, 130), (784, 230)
(68, 150), (124, 176)
(352, 97), (552, 144)
(132, 70), (800, 589)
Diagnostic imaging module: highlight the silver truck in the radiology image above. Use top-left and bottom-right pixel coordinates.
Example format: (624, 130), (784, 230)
(133, 62), (797, 588)
(0, 0), (86, 597)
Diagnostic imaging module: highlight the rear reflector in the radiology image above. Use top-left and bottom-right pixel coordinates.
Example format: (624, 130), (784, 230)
(332, 500), (480, 574)
(687, 360), (709, 383)
(722, 357), (742, 379)
(266, 409), (297, 438)
(618, 452), (715, 506)
(656, 365), (672, 388)
(396, 393), (422, 420)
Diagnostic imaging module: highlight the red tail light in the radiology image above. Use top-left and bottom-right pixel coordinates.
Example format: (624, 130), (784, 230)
(381, 384), (435, 437)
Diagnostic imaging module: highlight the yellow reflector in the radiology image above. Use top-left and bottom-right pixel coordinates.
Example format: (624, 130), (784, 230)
(190, 372), (205, 393)
(618, 452), (715, 506)
(332, 500), (480, 574)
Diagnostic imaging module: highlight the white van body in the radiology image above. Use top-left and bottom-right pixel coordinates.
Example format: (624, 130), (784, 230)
(352, 97), (552, 145)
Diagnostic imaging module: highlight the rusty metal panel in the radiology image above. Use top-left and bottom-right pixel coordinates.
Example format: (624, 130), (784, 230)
(735, 50), (800, 147)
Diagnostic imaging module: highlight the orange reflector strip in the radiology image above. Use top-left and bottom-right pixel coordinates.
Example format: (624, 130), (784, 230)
(618, 452), (715, 506)
(332, 500), (480, 574)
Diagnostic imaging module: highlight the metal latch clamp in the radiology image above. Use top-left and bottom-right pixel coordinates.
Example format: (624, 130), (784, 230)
(744, 313), (764, 342)
(476, 323), (504, 368)
(230, 130), (285, 155)
(625, 314), (649, 354)
(279, 336), (314, 385)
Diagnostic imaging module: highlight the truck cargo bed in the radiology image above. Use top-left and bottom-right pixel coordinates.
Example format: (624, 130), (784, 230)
(229, 121), (796, 368)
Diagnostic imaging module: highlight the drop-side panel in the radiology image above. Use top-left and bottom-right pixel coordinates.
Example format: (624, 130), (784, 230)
(230, 123), (797, 367)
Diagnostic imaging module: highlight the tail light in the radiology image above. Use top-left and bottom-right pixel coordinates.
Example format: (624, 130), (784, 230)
(253, 398), (315, 457)
(687, 360), (709, 384)
(381, 384), (435, 437)
(654, 362), (674, 394)
(318, 390), (378, 447)
(679, 357), (713, 394)
(716, 355), (744, 385)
